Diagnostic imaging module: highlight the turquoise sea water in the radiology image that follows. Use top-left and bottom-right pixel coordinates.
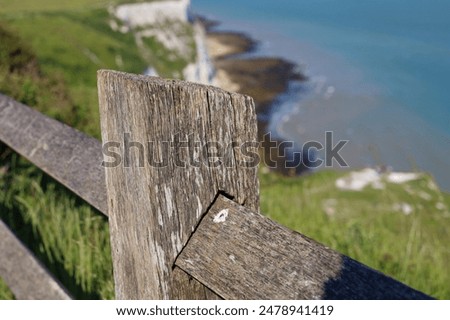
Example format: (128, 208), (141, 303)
(192, 0), (450, 189)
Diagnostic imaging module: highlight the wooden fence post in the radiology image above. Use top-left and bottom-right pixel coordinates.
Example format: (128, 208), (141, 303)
(97, 70), (259, 299)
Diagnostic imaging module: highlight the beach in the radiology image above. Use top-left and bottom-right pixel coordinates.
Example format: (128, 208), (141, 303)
(199, 18), (311, 174)
(205, 24), (303, 112)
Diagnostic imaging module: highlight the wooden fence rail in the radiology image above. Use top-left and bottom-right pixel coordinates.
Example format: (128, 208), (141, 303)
(0, 220), (71, 300)
(0, 93), (107, 214)
(0, 70), (432, 299)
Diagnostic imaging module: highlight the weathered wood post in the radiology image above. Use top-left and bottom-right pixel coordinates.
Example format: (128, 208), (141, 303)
(97, 70), (259, 299)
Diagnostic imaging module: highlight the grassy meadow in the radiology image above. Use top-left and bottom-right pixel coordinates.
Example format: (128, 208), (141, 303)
(0, 0), (449, 300)
(0, 0), (155, 13)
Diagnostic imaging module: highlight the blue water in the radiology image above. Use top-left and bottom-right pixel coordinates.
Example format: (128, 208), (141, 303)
(192, 0), (450, 189)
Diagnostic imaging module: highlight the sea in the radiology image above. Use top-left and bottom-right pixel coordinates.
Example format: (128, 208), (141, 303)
(191, 0), (450, 190)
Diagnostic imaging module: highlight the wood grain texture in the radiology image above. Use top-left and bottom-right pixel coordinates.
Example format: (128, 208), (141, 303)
(0, 220), (71, 300)
(0, 94), (107, 214)
(97, 70), (259, 299)
(176, 195), (432, 300)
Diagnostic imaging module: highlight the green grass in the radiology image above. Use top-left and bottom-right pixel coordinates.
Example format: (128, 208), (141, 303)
(0, 21), (77, 130)
(0, 154), (114, 299)
(1, 7), (196, 138)
(2, 9), (149, 138)
(0, 0), (157, 13)
(0, 0), (111, 13)
(0, 277), (14, 300)
(260, 168), (450, 299)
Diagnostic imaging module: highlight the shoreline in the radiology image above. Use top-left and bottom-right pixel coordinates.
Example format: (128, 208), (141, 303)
(202, 18), (305, 111)
(198, 17), (310, 175)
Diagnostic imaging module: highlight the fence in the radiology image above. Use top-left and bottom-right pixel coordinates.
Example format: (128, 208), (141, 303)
(0, 70), (431, 299)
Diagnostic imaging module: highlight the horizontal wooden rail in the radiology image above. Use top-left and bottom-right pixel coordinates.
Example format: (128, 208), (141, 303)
(0, 94), (107, 214)
(176, 195), (432, 299)
(0, 220), (71, 300)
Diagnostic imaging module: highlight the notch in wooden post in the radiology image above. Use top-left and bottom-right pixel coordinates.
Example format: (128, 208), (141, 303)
(97, 70), (259, 299)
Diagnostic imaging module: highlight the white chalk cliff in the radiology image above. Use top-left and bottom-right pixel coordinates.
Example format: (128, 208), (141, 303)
(113, 0), (214, 84)
(115, 0), (190, 27)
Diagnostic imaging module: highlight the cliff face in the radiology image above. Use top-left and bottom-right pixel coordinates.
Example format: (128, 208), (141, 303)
(183, 21), (215, 84)
(112, 0), (214, 84)
(115, 0), (190, 27)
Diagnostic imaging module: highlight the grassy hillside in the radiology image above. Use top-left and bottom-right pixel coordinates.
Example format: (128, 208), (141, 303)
(0, 158), (114, 298)
(260, 169), (450, 299)
(1, 0), (192, 137)
(3, 9), (148, 137)
(0, 0), (449, 300)
(0, 0), (155, 13)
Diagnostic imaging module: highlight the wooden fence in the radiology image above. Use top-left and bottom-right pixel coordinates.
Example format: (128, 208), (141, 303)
(0, 70), (432, 299)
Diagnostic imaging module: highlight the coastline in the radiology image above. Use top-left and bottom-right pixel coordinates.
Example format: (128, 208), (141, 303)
(199, 18), (308, 174)
(203, 20), (305, 115)
(198, 17), (450, 189)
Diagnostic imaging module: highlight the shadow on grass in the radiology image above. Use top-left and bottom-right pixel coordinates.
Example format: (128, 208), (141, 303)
(322, 256), (433, 300)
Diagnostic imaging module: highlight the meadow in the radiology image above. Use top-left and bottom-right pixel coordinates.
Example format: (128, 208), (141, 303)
(0, 0), (449, 299)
